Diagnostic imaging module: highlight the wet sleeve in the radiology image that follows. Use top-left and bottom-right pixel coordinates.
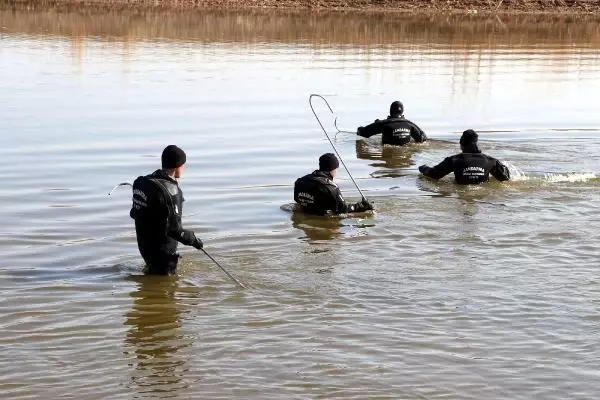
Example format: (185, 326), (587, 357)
(334, 187), (351, 214)
(330, 185), (369, 214)
(410, 123), (428, 143)
(421, 157), (454, 180)
(320, 184), (350, 214)
(157, 190), (197, 246)
(167, 213), (197, 246)
(357, 120), (383, 138)
(491, 159), (510, 182)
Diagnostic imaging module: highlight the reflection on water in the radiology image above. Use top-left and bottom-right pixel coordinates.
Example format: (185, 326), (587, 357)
(291, 211), (343, 242)
(356, 139), (426, 178)
(124, 275), (189, 395)
(2, 5), (600, 400)
(416, 176), (509, 205)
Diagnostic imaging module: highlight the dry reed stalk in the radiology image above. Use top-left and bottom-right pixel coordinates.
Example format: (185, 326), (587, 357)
(1, 0), (599, 13)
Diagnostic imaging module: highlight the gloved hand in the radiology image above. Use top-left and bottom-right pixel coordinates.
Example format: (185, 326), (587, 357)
(357, 126), (364, 134)
(192, 235), (204, 250)
(418, 165), (430, 174)
(354, 199), (373, 212)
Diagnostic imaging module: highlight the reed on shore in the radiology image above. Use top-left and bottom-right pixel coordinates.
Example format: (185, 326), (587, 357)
(2, 4), (600, 47)
(2, 0), (599, 14)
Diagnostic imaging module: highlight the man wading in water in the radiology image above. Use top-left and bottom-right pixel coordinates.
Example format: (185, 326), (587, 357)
(294, 153), (373, 216)
(130, 145), (203, 274)
(418, 129), (511, 184)
(357, 101), (428, 146)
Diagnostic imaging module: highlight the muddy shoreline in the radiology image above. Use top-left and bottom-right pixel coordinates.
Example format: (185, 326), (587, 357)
(2, 0), (599, 14)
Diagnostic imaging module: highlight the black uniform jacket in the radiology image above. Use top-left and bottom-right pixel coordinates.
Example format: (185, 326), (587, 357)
(130, 170), (196, 260)
(358, 116), (427, 146)
(294, 170), (363, 216)
(420, 150), (510, 184)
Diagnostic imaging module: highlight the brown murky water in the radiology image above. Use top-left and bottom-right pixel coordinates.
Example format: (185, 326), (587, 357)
(1, 7), (600, 399)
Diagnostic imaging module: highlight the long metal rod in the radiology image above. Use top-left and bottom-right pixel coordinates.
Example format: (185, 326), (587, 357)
(108, 181), (246, 288)
(309, 94), (366, 201)
(201, 248), (246, 288)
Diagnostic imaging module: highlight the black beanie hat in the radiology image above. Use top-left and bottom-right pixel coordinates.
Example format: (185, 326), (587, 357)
(460, 129), (479, 146)
(161, 145), (187, 169)
(390, 101), (404, 116)
(319, 153), (340, 172)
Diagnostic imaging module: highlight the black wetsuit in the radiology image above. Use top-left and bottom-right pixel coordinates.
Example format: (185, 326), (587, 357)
(294, 170), (370, 216)
(358, 116), (427, 146)
(420, 149), (510, 185)
(130, 169), (198, 274)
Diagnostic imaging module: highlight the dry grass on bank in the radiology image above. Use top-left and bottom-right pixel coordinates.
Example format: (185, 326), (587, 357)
(3, 3), (600, 46)
(2, 0), (600, 14)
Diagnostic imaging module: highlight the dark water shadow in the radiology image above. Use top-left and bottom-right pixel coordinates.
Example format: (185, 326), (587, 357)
(356, 139), (427, 179)
(124, 274), (191, 396)
(416, 175), (509, 206)
(291, 211), (344, 242)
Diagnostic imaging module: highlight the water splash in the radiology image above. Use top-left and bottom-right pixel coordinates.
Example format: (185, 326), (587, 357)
(504, 162), (529, 181)
(543, 172), (597, 183)
(503, 162), (597, 183)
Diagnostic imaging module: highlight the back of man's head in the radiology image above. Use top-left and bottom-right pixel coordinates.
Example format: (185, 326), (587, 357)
(162, 145), (187, 169)
(459, 129), (481, 153)
(319, 153), (340, 172)
(459, 129), (478, 146)
(389, 101), (404, 117)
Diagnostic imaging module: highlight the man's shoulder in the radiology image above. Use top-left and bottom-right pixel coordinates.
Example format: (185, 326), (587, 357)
(296, 172), (336, 187)
(295, 172), (315, 184)
(463, 152), (492, 160)
(133, 174), (154, 189)
(385, 116), (417, 128)
(134, 169), (163, 183)
(443, 153), (462, 163)
(366, 117), (394, 127)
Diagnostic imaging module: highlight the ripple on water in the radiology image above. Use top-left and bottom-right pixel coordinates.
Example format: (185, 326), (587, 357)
(1, 8), (600, 400)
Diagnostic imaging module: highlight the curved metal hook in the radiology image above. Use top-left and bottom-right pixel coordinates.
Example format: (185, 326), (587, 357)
(108, 182), (132, 196)
(309, 94), (355, 136)
(309, 94), (334, 135)
(308, 94), (366, 201)
(334, 116), (356, 135)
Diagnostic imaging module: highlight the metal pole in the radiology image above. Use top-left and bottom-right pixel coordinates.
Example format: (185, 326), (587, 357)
(309, 94), (367, 201)
(201, 248), (246, 289)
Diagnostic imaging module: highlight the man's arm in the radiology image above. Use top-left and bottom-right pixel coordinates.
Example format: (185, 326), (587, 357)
(419, 157), (454, 180)
(490, 159), (510, 182)
(409, 122), (428, 143)
(357, 120), (383, 138)
(149, 180), (202, 249)
(325, 185), (372, 214)
(167, 213), (201, 248)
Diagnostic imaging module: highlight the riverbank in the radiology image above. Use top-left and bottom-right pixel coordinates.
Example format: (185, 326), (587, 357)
(3, 6), (600, 45)
(2, 0), (600, 14)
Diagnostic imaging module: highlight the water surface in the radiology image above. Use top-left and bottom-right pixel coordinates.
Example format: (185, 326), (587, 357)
(1, 7), (600, 399)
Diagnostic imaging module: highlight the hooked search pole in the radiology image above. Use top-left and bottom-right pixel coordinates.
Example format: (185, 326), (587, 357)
(108, 181), (246, 288)
(200, 248), (246, 289)
(309, 94), (367, 201)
